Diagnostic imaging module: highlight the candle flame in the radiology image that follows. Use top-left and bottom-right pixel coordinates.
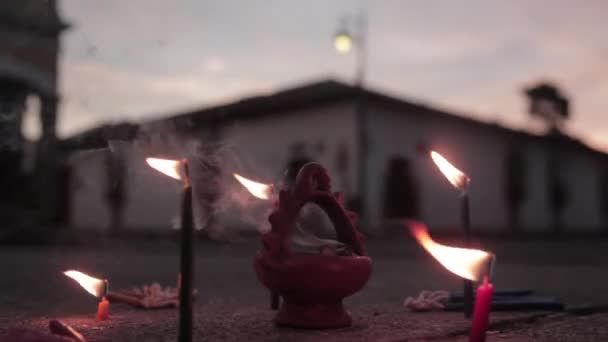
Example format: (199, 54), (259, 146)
(408, 221), (493, 281)
(64, 270), (106, 298)
(146, 158), (182, 180)
(233, 173), (272, 200)
(430, 151), (470, 192)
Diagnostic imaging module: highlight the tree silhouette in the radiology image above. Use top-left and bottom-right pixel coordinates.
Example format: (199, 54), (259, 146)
(525, 83), (570, 131)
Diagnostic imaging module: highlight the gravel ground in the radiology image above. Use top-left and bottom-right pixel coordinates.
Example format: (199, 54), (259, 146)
(1, 236), (608, 341)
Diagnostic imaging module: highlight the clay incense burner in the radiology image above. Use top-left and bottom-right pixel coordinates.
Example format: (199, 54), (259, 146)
(254, 163), (372, 329)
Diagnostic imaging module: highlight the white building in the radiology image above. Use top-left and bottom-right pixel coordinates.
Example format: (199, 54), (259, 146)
(66, 80), (608, 235)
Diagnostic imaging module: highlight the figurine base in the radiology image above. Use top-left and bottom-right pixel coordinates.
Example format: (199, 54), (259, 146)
(275, 301), (351, 329)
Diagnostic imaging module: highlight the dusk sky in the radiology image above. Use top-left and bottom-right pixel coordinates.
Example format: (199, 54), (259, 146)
(33, 1), (608, 151)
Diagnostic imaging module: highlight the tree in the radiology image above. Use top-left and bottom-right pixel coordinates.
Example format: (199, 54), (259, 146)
(525, 83), (570, 132)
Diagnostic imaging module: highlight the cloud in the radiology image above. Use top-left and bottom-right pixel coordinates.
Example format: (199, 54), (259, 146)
(202, 57), (226, 74)
(55, 0), (608, 152)
(57, 59), (274, 136)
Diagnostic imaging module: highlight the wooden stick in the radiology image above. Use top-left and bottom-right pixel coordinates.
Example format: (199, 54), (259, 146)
(179, 160), (194, 342)
(49, 320), (86, 342)
(113, 290), (145, 300)
(106, 292), (144, 307)
(462, 194), (474, 319)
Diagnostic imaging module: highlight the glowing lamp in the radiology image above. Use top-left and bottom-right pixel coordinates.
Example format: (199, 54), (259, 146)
(334, 31), (353, 54)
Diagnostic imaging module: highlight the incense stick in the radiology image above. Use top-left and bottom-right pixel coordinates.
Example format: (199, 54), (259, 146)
(462, 194), (473, 319)
(179, 160), (194, 342)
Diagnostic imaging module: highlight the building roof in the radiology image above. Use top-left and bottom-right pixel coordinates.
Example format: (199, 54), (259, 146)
(63, 79), (608, 159)
(158, 79), (606, 158)
(60, 123), (140, 151)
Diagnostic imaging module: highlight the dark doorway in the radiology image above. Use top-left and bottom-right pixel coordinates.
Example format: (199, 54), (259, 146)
(504, 147), (527, 231)
(105, 150), (126, 232)
(599, 161), (608, 227)
(547, 157), (569, 232)
(383, 156), (419, 220)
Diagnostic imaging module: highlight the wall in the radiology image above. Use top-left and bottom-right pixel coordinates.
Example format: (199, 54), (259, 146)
(365, 105), (605, 233)
(69, 101), (357, 231)
(70, 150), (110, 229)
(365, 107), (508, 232)
(222, 101), (358, 196)
(553, 145), (602, 231)
(69, 99), (606, 233)
(70, 146), (183, 230)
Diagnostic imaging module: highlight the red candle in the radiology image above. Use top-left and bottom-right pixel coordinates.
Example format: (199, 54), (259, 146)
(469, 276), (494, 342)
(96, 297), (110, 321)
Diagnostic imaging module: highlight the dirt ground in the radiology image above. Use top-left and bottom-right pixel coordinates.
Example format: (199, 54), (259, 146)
(1, 236), (608, 341)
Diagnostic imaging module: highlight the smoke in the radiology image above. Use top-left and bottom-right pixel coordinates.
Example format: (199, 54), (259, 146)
(67, 118), (350, 240)
(187, 139), (274, 237)
(100, 119), (276, 238)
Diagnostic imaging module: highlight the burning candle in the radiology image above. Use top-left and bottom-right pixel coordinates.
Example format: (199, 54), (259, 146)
(233, 173), (273, 200)
(97, 297), (110, 321)
(233, 173), (279, 309)
(408, 221), (495, 342)
(429, 150), (474, 318)
(147, 157), (194, 342)
(64, 270), (110, 321)
(470, 276), (494, 342)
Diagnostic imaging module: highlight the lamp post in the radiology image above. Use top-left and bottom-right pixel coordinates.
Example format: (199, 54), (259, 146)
(333, 12), (367, 87)
(333, 11), (369, 227)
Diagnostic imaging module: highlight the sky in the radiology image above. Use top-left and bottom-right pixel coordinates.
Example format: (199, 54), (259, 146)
(25, 0), (608, 151)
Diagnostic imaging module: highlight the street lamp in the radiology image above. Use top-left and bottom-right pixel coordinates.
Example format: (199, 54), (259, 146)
(334, 30), (354, 54)
(333, 12), (367, 86)
(333, 11), (369, 228)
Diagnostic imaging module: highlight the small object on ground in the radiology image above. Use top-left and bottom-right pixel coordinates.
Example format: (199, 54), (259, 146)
(0, 328), (73, 342)
(448, 289), (563, 311)
(106, 291), (143, 307)
(445, 295), (564, 311)
(450, 289), (533, 300)
(403, 290), (450, 311)
(107, 283), (197, 309)
(49, 320), (86, 342)
(405, 289), (564, 312)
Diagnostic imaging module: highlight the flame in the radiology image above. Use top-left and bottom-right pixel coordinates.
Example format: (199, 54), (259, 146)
(233, 173), (272, 200)
(146, 158), (182, 180)
(64, 270), (106, 298)
(408, 221), (493, 281)
(430, 151), (470, 192)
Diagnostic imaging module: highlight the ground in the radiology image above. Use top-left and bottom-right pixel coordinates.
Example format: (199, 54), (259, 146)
(1, 235), (608, 341)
